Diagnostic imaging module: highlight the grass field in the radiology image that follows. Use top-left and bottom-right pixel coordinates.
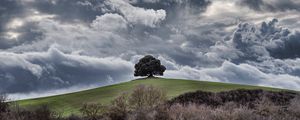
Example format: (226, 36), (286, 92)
(17, 77), (282, 116)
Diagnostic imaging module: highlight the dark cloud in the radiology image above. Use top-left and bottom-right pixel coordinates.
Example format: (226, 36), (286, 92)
(117, 0), (216, 67)
(0, 0), (26, 49)
(231, 19), (300, 60)
(209, 19), (300, 63)
(0, 0), (24, 32)
(206, 18), (300, 81)
(0, 46), (133, 94)
(238, 0), (300, 12)
(268, 31), (300, 59)
(0, 0), (46, 49)
(29, 0), (112, 23)
(129, 0), (211, 23)
(0, 0), (114, 50)
(129, 0), (211, 11)
(0, 22), (44, 50)
(238, 0), (264, 10)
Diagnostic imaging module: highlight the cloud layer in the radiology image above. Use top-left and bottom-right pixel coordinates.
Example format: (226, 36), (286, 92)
(0, 45), (133, 94)
(1, 0), (300, 99)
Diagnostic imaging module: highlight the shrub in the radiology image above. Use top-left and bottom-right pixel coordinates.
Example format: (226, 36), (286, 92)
(218, 89), (264, 107)
(166, 103), (259, 120)
(33, 105), (60, 120)
(0, 95), (10, 120)
(167, 89), (299, 120)
(65, 114), (82, 120)
(0, 95), (9, 113)
(6, 103), (35, 120)
(288, 95), (300, 118)
(127, 85), (166, 120)
(167, 104), (212, 120)
(1, 96), (60, 120)
(168, 91), (220, 107)
(129, 85), (166, 111)
(107, 85), (167, 120)
(108, 93), (130, 120)
(153, 105), (169, 120)
(169, 89), (297, 108)
(80, 103), (106, 120)
(254, 96), (281, 116)
(2, 104), (60, 120)
(264, 91), (296, 106)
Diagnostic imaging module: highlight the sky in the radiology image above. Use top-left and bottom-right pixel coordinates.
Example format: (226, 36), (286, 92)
(1, 0), (300, 100)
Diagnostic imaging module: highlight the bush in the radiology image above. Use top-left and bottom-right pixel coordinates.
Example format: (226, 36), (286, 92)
(107, 85), (167, 120)
(264, 91), (296, 106)
(35, 105), (57, 120)
(167, 104), (212, 120)
(1, 95), (61, 120)
(166, 103), (259, 120)
(1, 103), (35, 120)
(64, 114), (82, 120)
(167, 89), (299, 120)
(80, 103), (106, 120)
(288, 95), (300, 118)
(1, 104), (60, 120)
(0, 95), (10, 120)
(127, 85), (166, 120)
(254, 96), (281, 116)
(108, 93), (130, 120)
(0, 95), (9, 113)
(129, 85), (166, 110)
(169, 89), (297, 108)
(218, 89), (264, 107)
(168, 91), (220, 107)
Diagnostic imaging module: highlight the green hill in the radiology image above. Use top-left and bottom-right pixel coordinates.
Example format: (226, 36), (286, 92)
(17, 78), (283, 116)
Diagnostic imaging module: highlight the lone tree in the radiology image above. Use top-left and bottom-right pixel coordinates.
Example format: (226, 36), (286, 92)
(134, 55), (166, 78)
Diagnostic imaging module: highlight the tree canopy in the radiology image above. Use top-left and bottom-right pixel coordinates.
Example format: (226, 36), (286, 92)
(134, 55), (166, 77)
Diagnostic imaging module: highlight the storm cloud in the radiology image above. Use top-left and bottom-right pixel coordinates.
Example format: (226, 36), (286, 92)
(1, 0), (300, 99)
(0, 45), (133, 94)
(238, 0), (300, 12)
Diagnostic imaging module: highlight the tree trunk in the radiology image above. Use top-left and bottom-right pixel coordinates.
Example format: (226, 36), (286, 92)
(148, 74), (154, 78)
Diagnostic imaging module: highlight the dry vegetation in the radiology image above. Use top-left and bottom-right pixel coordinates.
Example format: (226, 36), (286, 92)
(1, 85), (299, 120)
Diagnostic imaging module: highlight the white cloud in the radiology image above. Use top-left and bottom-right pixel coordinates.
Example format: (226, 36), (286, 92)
(8, 17), (130, 57)
(91, 13), (128, 32)
(163, 58), (300, 90)
(0, 52), (43, 78)
(201, 61), (300, 90)
(203, 0), (244, 18)
(108, 0), (166, 27)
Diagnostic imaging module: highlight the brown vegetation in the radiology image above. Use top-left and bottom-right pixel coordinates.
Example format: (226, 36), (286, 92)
(168, 89), (297, 107)
(80, 103), (106, 120)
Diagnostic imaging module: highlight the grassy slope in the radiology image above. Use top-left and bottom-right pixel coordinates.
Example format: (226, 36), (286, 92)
(17, 78), (281, 116)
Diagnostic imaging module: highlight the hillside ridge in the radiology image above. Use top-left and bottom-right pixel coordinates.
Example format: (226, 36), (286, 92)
(17, 78), (284, 116)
